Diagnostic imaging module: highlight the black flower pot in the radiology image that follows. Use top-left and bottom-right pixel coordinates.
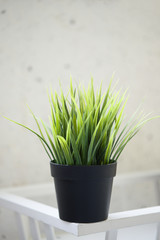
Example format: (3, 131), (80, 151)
(50, 161), (117, 223)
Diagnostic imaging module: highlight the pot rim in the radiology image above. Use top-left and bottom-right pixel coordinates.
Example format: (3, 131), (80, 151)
(50, 160), (116, 167)
(50, 161), (117, 180)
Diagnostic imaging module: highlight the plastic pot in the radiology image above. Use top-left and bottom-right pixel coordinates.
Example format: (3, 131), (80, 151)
(50, 161), (117, 223)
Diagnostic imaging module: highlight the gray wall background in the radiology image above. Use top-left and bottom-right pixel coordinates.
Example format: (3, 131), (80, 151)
(0, 0), (160, 188)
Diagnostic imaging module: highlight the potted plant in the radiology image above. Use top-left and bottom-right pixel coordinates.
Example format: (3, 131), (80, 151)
(4, 77), (159, 223)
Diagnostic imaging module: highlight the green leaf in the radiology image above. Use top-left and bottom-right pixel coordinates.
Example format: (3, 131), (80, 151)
(104, 131), (114, 164)
(4, 116), (54, 161)
(57, 135), (74, 165)
(87, 118), (103, 165)
(70, 132), (82, 165)
(3, 76), (159, 166)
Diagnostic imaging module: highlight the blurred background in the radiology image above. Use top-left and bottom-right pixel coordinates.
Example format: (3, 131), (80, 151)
(0, 0), (160, 188)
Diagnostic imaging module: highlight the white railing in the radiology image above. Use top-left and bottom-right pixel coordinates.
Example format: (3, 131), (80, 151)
(0, 171), (160, 240)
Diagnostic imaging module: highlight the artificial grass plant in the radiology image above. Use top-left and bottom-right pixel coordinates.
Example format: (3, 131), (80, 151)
(5, 77), (158, 165)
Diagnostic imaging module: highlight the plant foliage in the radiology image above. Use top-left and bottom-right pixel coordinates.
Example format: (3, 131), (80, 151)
(5, 77), (159, 165)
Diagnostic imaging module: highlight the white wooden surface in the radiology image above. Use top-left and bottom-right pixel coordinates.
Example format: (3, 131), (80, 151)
(77, 206), (160, 236)
(14, 212), (27, 240)
(0, 192), (160, 237)
(0, 192), (78, 236)
(105, 230), (118, 240)
(0, 171), (160, 239)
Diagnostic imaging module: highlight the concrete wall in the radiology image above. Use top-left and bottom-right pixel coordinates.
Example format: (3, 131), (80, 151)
(0, 0), (160, 188)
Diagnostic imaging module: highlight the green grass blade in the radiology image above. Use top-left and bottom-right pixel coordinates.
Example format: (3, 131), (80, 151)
(48, 116), (63, 164)
(26, 105), (54, 161)
(87, 118), (103, 165)
(4, 116), (54, 160)
(57, 135), (74, 165)
(70, 132), (82, 165)
(104, 132), (114, 164)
